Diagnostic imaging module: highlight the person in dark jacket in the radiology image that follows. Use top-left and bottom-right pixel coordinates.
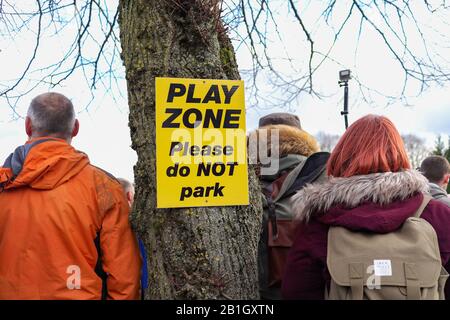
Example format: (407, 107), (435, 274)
(282, 114), (450, 300)
(252, 112), (323, 300)
(420, 155), (450, 207)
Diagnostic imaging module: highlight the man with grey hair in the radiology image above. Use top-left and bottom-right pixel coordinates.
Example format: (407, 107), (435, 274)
(117, 177), (148, 300)
(26, 92), (79, 142)
(420, 155), (450, 207)
(0, 92), (142, 299)
(117, 177), (135, 207)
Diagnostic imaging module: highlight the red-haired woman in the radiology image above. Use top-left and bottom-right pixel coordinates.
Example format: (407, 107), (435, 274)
(282, 114), (450, 299)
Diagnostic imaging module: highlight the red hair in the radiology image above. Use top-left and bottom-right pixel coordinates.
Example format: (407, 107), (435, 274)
(327, 115), (411, 177)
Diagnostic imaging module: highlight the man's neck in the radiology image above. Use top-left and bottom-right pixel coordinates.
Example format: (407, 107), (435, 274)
(29, 135), (71, 144)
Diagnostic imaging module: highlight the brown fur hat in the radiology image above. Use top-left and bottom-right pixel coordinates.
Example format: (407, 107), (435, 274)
(251, 124), (320, 158)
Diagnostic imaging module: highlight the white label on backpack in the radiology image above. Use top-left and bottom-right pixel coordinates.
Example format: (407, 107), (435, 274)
(373, 260), (392, 276)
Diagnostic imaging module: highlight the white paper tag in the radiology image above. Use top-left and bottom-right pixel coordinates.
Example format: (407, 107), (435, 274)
(373, 259), (392, 276)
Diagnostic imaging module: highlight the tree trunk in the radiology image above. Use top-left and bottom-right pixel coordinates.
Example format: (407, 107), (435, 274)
(118, 0), (262, 299)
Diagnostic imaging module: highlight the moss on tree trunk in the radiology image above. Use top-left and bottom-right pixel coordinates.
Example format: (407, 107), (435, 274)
(118, 0), (262, 299)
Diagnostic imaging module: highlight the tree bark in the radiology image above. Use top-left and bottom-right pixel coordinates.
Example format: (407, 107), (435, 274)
(118, 0), (262, 299)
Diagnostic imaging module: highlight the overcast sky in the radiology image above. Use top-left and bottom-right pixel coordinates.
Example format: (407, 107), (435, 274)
(1, 1), (449, 182)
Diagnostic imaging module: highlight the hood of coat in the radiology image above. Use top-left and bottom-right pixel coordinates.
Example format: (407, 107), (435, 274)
(0, 137), (89, 190)
(252, 124), (320, 159)
(292, 170), (431, 233)
(429, 183), (448, 199)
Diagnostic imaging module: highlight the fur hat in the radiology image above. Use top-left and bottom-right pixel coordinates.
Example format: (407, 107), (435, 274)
(252, 124), (319, 158)
(259, 112), (301, 129)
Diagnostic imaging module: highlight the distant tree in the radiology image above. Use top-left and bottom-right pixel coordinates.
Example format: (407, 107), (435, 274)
(444, 136), (450, 194)
(444, 136), (450, 161)
(433, 135), (446, 156)
(401, 134), (430, 169)
(316, 131), (340, 152)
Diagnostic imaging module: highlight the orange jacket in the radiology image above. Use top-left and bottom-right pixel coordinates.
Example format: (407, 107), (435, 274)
(0, 137), (141, 299)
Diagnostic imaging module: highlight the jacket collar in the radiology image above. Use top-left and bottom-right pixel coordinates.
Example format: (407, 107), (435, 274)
(429, 183), (447, 195)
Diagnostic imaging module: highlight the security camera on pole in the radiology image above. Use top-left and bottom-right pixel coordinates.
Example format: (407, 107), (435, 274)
(339, 69), (351, 130)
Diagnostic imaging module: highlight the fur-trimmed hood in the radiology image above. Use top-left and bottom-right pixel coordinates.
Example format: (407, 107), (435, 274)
(251, 124), (320, 159)
(293, 170), (430, 222)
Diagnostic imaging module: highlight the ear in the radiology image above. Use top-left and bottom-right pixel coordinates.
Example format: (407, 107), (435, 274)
(25, 116), (33, 137)
(445, 173), (450, 184)
(126, 191), (133, 203)
(71, 119), (79, 138)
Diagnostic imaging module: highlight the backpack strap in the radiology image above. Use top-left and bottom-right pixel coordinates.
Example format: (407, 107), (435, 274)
(266, 197), (278, 240)
(404, 263), (421, 300)
(412, 194), (433, 218)
(266, 152), (330, 239)
(273, 159), (307, 202)
(264, 159), (307, 240)
(349, 263), (364, 300)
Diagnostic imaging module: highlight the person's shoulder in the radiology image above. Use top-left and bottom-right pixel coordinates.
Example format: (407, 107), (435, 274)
(439, 196), (450, 207)
(421, 198), (450, 229)
(422, 198), (450, 253)
(427, 198), (450, 212)
(87, 165), (126, 213)
(88, 164), (122, 189)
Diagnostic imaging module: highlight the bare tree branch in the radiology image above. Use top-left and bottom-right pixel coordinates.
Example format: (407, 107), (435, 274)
(1, 0), (42, 97)
(1, 0), (450, 114)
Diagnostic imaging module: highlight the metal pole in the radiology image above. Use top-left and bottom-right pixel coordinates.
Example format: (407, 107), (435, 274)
(343, 83), (348, 129)
(340, 81), (349, 130)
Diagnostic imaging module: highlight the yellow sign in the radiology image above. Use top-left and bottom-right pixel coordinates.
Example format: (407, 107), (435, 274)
(155, 77), (249, 208)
